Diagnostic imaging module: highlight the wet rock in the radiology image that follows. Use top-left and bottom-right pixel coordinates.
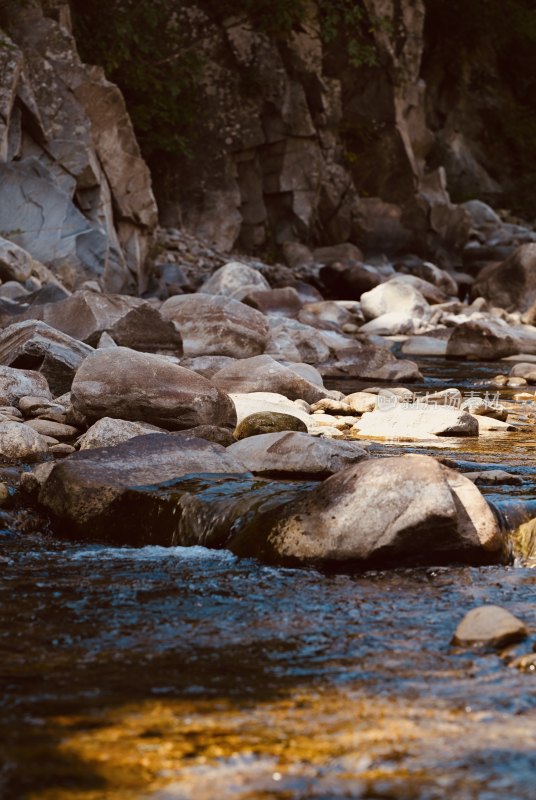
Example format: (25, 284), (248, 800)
(0, 320), (94, 395)
(199, 261), (270, 298)
(77, 418), (164, 450)
(39, 434), (249, 542)
(230, 455), (504, 567)
(71, 348), (237, 431)
(212, 355), (332, 405)
(360, 281), (430, 321)
(472, 243), (536, 312)
(353, 406), (478, 439)
(161, 294), (269, 358)
(0, 421), (49, 461)
(318, 262), (381, 300)
(0, 365), (52, 405)
(234, 412), (308, 440)
(452, 606), (528, 648)
(228, 431), (368, 476)
(446, 319), (520, 360)
(230, 392), (312, 430)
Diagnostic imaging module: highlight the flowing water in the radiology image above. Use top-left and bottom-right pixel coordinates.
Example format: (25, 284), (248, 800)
(1, 358), (536, 800)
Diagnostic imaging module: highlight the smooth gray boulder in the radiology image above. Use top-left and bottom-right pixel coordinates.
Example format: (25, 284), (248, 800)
(71, 347), (237, 430)
(0, 320), (93, 395)
(199, 261), (270, 298)
(228, 431), (368, 476)
(229, 455), (504, 567)
(39, 433), (249, 542)
(161, 294), (269, 358)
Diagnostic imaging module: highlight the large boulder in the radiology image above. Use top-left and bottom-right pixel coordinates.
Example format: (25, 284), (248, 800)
(472, 244), (536, 312)
(211, 355), (331, 404)
(228, 431), (368, 476)
(0, 320), (94, 395)
(229, 455), (504, 568)
(0, 364), (52, 405)
(230, 392), (312, 429)
(446, 319), (520, 361)
(360, 281), (430, 321)
(160, 294), (269, 358)
(70, 347), (237, 430)
(39, 433), (249, 542)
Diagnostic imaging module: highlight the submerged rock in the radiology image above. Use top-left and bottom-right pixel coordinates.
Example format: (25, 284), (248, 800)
(229, 454), (504, 568)
(452, 606), (528, 648)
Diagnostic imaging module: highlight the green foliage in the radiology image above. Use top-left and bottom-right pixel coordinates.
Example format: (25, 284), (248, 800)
(317, 0), (385, 68)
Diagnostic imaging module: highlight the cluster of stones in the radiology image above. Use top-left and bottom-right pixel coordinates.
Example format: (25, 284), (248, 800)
(6, 223), (536, 571)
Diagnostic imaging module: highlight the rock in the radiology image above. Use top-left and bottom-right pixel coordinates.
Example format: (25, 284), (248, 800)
(344, 392), (378, 414)
(39, 433), (249, 541)
(0, 421), (48, 461)
(353, 405), (479, 439)
(360, 281), (430, 322)
(396, 259), (458, 296)
(298, 301), (355, 331)
(211, 355), (331, 405)
(313, 243), (363, 264)
(234, 412), (308, 440)
(318, 342), (423, 382)
(266, 318), (331, 364)
(0, 365), (52, 405)
(229, 455), (504, 567)
(25, 419), (80, 441)
(446, 319), (520, 360)
(388, 274), (447, 304)
(422, 388), (462, 406)
(0, 482), (10, 507)
(179, 356), (236, 379)
(50, 444), (76, 456)
(230, 392), (312, 429)
(460, 397), (508, 420)
(401, 335), (449, 357)
(172, 425), (235, 448)
(463, 469), (523, 486)
(77, 417), (164, 450)
(472, 243), (536, 312)
(0, 236), (33, 282)
(18, 396), (64, 417)
(243, 287), (302, 318)
(360, 312), (418, 336)
(509, 363), (536, 384)
(71, 347), (237, 430)
(0, 320), (94, 395)
(452, 606), (528, 648)
(228, 431), (368, 476)
(310, 399), (354, 415)
(199, 261), (270, 298)
(318, 262), (381, 300)
(161, 294), (269, 358)
(472, 416), (517, 432)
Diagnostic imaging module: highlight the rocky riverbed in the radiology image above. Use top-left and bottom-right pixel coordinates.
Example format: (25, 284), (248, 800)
(3, 208), (536, 797)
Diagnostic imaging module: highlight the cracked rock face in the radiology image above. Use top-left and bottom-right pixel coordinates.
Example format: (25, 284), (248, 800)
(0, 1), (157, 292)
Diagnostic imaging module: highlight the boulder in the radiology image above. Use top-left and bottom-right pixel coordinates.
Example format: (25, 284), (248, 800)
(317, 342), (423, 382)
(230, 392), (312, 429)
(71, 347), (237, 430)
(360, 281), (430, 321)
(353, 405), (479, 439)
(172, 425), (235, 447)
(509, 362), (536, 384)
(0, 365), (52, 405)
(452, 606), (528, 648)
(266, 318), (331, 364)
(360, 311), (418, 336)
(396, 259), (458, 296)
(298, 301), (355, 331)
(0, 421), (49, 461)
(229, 455), (504, 568)
(77, 417), (164, 450)
(401, 335), (450, 357)
(0, 320), (94, 395)
(472, 243), (536, 312)
(0, 236), (34, 282)
(160, 294), (269, 358)
(199, 261), (270, 298)
(39, 433), (249, 541)
(211, 355), (331, 404)
(234, 412), (308, 440)
(178, 356), (236, 378)
(243, 287), (302, 318)
(228, 431), (368, 476)
(446, 319), (520, 360)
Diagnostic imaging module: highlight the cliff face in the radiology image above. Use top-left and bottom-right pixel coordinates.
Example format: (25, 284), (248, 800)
(0, 0), (157, 292)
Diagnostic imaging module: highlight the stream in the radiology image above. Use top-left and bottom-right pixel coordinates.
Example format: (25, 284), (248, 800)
(1, 358), (535, 800)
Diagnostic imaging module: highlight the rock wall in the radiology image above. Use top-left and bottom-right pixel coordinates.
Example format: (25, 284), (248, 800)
(0, 0), (157, 292)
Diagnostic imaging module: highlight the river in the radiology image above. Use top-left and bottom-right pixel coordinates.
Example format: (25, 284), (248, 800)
(1, 358), (535, 799)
